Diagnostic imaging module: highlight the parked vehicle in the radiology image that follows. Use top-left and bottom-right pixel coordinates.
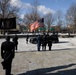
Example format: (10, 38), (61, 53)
(29, 34), (59, 44)
(29, 37), (37, 44)
(51, 34), (59, 43)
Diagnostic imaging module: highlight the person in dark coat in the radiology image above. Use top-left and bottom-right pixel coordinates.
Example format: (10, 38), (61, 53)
(47, 35), (52, 51)
(1, 36), (15, 75)
(26, 34), (29, 44)
(37, 34), (42, 51)
(13, 35), (18, 51)
(42, 34), (47, 51)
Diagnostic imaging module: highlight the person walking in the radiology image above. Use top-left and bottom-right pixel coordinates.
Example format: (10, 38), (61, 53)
(13, 35), (18, 52)
(26, 34), (29, 44)
(1, 36), (15, 75)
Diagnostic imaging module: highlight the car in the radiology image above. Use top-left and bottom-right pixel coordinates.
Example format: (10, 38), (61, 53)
(29, 37), (37, 44)
(51, 34), (59, 43)
(29, 34), (59, 44)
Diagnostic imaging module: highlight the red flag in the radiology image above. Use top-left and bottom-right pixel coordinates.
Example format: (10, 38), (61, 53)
(30, 18), (44, 32)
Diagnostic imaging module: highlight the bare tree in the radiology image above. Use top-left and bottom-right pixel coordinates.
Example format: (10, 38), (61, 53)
(0, 0), (19, 18)
(23, 0), (40, 29)
(55, 10), (63, 32)
(31, 0), (40, 21)
(44, 13), (55, 32)
(66, 3), (76, 33)
(0, 0), (19, 34)
(24, 12), (40, 25)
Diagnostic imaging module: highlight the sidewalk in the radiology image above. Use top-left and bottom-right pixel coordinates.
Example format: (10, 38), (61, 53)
(0, 37), (76, 75)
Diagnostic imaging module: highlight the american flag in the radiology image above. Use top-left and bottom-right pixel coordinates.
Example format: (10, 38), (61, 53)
(30, 18), (44, 32)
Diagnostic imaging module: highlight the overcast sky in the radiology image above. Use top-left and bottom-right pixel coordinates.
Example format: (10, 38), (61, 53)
(10, 0), (76, 18)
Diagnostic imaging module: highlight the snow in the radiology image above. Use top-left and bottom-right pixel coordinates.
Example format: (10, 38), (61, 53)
(0, 37), (76, 52)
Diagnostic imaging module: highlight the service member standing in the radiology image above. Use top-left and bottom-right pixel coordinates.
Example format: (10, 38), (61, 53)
(48, 35), (52, 51)
(1, 36), (15, 75)
(13, 34), (18, 51)
(37, 34), (42, 51)
(42, 34), (47, 51)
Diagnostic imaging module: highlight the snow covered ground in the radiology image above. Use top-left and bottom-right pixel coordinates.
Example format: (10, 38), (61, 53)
(0, 37), (76, 75)
(0, 37), (76, 52)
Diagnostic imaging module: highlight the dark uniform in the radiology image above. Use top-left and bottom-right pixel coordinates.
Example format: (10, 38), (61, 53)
(13, 35), (18, 51)
(42, 35), (47, 51)
(37, 35), (42, 51)
(48, 35), (52, 50)
(1, 36), (15, 75)
(26, 35), (29, 44)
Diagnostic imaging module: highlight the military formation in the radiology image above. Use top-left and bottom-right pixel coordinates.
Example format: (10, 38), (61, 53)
(37, 33), (52, 51)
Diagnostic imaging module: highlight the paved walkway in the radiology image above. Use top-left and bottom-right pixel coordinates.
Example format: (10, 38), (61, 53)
(0, 37), (76, 75)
